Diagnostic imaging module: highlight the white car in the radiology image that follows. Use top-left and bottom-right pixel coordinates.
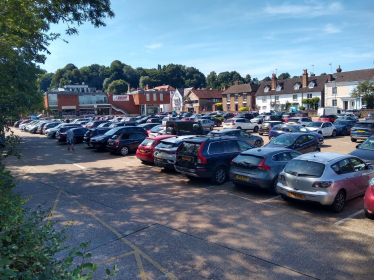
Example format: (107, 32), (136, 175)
(223, 118), (259, 132)
(306, 121), (337, 137)
(287, 117), (313, 127)
(162, 117), (177, 125)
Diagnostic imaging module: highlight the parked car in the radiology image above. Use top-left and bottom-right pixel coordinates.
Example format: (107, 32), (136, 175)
(136, 135), (175, 163)
(208, 129), (263, 147)
(282, 112), (296, 121)
(42, 122), (60, 134)
(223, 118), (259, 132)
(265, 115), (283, 122)
(250, 115), (266, 125)
(345, 109), (361, 118)
(58, 127), (88, 143)
(318, 115), (337, 123)
(165, 121), (205, 136)
(137, 123), (162, 133)
(148, 124), (166, 137)
(153, 136), (195, 169)
(286, 117), (313, 127)
(230, 148), (301, 193)
(264, 133), (320, 153)
(90, 126), (147, 150)
(268, 124), (324, 144)
(233, 113), (255, 120)
(45, 123), (81, 138)
(306, 122), (337, 137)
(349, 135), (374, 165)
(83, 128), (111, 147)
(337, 115), (357, 121)
(146, 117), (162, 124)
(175, 136), (254, 184)
(365, 112), (374, 120)
(97, 122), (112, 128)
(106, 132), (147, 156)
(13, 120), (23, 128)
(258, 121), (283, 136)
(277, 153), (374, 212)
(162, 117), (177, 125)
(364, 178), (374, 219)
(223, 113), (235, 120)
(295, 113), (308, 117)
(199, 119), (215, 131)
(136, 116), (154, 124)
(86, 120), (108, 129)
(350, 121), (374, 142)
(333, 120), (357, 136)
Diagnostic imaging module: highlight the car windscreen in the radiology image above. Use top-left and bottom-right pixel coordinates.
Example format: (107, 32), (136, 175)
(140, 139), (156, 147)
(359, 138), (374, 151)
(232, 154), (264, 169)
(294, 126), (308, 132)
(271, 134), (299, 145)
(288, 118), (299, 122)
(150, 125), (164, 132)
(354, 123), (374, 128)
(156, 140), (181, 149)
(307, 122), (323, 128)
(284, 160), (325, 177)
(178, 142), (201, 155)
(104, 128), (120, 136)
(335, 121), (350, 126)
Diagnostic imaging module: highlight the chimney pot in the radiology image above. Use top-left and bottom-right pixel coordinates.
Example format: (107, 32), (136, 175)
(302, 69), (308, 87)
(336, 65), (342, 73)
(271, 74), (277, 90)
(234, 81), (239, 85)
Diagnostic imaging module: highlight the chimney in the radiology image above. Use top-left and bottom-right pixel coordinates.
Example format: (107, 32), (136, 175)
(224, 85), (229, 90)
(302, 69), (308, 87)
(336, 65), (342, 73)
(127, 83), (130, 93)
(145, 84), (149, 90)
(311, 73), (315, 77)
(234, 81), (239, 85)
(328, 74), (333, 82)
(271, 74), (277, 90)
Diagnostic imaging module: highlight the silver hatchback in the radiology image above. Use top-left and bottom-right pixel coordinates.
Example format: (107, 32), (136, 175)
(277, 153), (374, 212)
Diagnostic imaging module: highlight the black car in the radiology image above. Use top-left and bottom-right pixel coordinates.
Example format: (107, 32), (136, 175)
(165, 121), (205, 136)
(333, 120), (357, 136)
(233, 113), (255, 120)
(264, 115), (283, 122)
(146, 117), (162, 124)
(223, 113), (234, 120)
(137, 123), (162, 131)
(83, 128), (111, 147)
(13, 120), (23, 127)
(106, 132), (147, 156)
(349, 135), (374, 165)
(174, 136), (254, 184)
(258, 121), (283, 136)
(136, 116), (155, 124)
(56, 126), (87, 143)
(90, 126), (147, 150)
(264, 133), (320, 154)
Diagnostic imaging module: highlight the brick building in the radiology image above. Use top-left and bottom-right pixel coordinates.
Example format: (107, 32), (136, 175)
(183, 89), (223, 113)
(222, 82), (258, 112)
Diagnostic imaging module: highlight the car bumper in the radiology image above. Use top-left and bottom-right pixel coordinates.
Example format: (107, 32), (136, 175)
(136, 151), (154, 162)
(106, 145), (119, 153)
(364, 187), (374, 214)
(175, 165), (212, 178)
(351, 135), (372, 140)
(154, 157), (175, 169)
(230, 173), (273, 189)
(277, 182), (336, 205)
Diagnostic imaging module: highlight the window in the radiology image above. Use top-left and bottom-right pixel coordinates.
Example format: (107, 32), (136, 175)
(153, 93), (157, 101)
(276, 96), (279, 101)
(331, 159), (354, 174)
(235, 94), (238, 101)
(235, 104), (238, 111)
(308, 81), (315, 88)
(129, 133), (145, 140)
(48, 94), (58, 105)
(239, 131), (249, 137)
(276, 84), (282, 91)
(146, 94), (150, 101)
(352, 101), (355, 107)
(307, 94), (312, 99)
(294, 83), (301, 90)
(262, 106), (267, 110)
(237, 141), (252, 151)
(273, 152), (291, 162)
(332, 87), (337, 94)
(160, 94), (163, 101)
(293, 95), (297, 101)
(225, 140), (239, 153)
(262, 96), (267, 102)
(332, 99), (337, 106)
(227, 94), (230, 102)
(208, 142), (223, 154)
(243, 93), (247, 100)
(350, 158), (366, 171)
(264, 86), (270, 92)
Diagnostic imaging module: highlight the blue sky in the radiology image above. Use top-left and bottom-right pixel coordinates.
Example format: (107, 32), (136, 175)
(42, 0), (374, 80)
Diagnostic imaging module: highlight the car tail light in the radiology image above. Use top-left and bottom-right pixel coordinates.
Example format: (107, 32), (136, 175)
(231, 156), (238, 164)
(312, 181), (332, 188)
(197, 142), (206, 164)
(231, 120), (235, 125)
(115, 141), (119, 147)
(258, 158), (271, 170)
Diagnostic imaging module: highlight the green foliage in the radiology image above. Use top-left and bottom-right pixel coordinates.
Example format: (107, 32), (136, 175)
(277, 72), (290, 80)
(350, 80), (374, 109)
(298, 106), (306, 110)
(139, 76), (152, 89)
(320, 72), (327, 75)
(215, 103), (223, 110)
(302, 97), (320, 108)
(239, 107), (248, 112)
(107, 80), (128, 95)
(39, 73), (54, 92)
(262, 76), (271, 82)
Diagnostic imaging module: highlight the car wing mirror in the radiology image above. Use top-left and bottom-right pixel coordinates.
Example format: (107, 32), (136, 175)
(356, 144), (361, 149)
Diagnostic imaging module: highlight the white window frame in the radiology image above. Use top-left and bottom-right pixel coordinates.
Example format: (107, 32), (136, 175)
(293, 95), (298, 101)
(294, 83), (301, 90)
(243, 93), (247, 100)
(160, 94), (163, 101)
(153, 93), (157, 101)
(276, 84), (282, 91)
(275, 95), (279, 101)
(308, 81), (315, 88)
(262, 96), (267, 102)
(227, 94), (230, 103)
(264, 86), (270, 93)
(235, 93), (238, 101)
(332, 99), (337, 106)
(307, 93), (312, 99)
(146, 94), (150, 101)
(332, 87), (337, 94)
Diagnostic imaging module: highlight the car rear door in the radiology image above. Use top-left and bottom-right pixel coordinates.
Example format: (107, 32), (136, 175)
(349, 157), (374, 195)
(331, 159), (358, 200)
(294, 135), (311, 153)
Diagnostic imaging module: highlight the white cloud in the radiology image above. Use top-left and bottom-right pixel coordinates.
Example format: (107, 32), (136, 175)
(264, 1), (343, 18)
(323, 24), (341, 34)
(145, 43), (162, 49)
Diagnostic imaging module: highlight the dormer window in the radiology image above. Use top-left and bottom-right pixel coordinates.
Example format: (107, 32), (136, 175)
(308, 81), (315, 88)
(264, 86), (270, 92)
(276, 84), (283, 91)
(294, 83), (301, 90)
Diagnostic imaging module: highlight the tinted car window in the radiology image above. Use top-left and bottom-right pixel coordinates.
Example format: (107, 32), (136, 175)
(234, 154), (264, 169)
(272, 134), (299, 145)
(240, 131), (249, 137)
(331, 159), (354, 174)
(285, 160), (325, 177)
(129, 134), (145, 140)
(140, 139), (156, 147)
(273, 152), (291, 162)
(237, 141), (252, 151)
(224, 140), (239, 153)
(179, 142), (201, 155)
(350, 158), (366, 171)
(354, 123), (374, 128)
(208, 142), (223, 154)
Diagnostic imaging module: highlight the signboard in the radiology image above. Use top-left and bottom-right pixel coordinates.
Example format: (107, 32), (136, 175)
(113, 95), (129, 101)
(62, 106), (76, 109)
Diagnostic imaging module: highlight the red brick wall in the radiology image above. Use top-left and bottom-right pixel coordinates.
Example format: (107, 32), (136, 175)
(57, 94), (79, 111)
(134, 92), (171, 105)
(107, 92), (139, 114)
(44, 95), (49, 108)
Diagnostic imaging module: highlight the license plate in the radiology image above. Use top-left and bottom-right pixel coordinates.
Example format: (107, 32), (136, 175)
(156, 158), (163, 162)
(236, 175), (249, 181)
(357, 130), (365, 133)
(287, 192), (305, 200)
(262, 127), (267, 129)
(224, 124), (230, 126)
(182, 156), (192, 162)
(139, 149), (145, 152)
(109, 142), (114, 146)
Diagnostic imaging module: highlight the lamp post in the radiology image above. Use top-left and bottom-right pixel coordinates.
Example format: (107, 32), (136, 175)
(274, 69), (277, 111)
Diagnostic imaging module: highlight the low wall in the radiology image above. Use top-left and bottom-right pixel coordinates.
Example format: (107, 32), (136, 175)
(358, 110), (374, 117)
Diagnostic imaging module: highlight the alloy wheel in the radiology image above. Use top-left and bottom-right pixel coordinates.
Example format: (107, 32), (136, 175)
(120, 146), (129, 156)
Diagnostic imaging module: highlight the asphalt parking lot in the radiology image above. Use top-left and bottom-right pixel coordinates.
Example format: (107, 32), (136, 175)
(5, 127), (374, 280)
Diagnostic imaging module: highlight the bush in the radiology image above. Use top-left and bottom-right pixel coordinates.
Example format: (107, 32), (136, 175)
(298, 106), (306, 110)
(215, 103), (223, 110)
(239, 107), (248, 112)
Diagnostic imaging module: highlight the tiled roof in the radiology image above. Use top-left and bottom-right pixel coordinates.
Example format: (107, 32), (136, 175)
(255, 75), (328, 97)
(222, 84), (257, 94)
(189, 89), (223, 99)
(151, 85), (176, 91)
(333, 68), (374, 83)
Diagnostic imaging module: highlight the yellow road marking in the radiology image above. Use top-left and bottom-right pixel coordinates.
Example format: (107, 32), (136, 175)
(76, 202), (177, 279)
(97, 251), (135, 265)
(20, 166), (32, 177)
(135, 252), (147, 280)
(49, 190), (62, 220)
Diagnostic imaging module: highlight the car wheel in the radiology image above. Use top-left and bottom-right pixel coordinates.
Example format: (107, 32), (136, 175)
(253, 126), (259, 133)
(210, 126), (214, 131)
(269, 136), (275, 140)
(120, 146), (129, 156)
(254, 140), (262, 147)
(237, 127), (242, 130)
(329, 190), (346, 213)
(331, 130), (337, 137)
(73, 137), (77, 144)
(259, 133), (263, 136)
(272, 177), (278, 194)
(211, 166), (227, 185)
(364, 207), (374, 220)
(351, 138), (357, 142)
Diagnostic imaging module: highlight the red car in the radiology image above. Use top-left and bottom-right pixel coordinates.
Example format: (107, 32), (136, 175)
(364, 178), (374, 219)
(318, 115), (337, 123)
(136, 135), (175, 163)
(183, 117), (195, 121)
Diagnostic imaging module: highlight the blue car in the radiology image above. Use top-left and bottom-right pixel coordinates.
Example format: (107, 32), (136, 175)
(333, 120), (357, 136)
(264, 133), (320, 154)
(350, 121), (374, 142)
(268, 124), (324, 144)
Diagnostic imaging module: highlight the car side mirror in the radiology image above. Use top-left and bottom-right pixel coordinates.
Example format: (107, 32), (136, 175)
(368, 165), (374, 170)
(356, 144), (361, 149)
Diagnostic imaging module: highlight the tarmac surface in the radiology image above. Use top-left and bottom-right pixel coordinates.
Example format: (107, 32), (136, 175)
(5, 127), (374, 280)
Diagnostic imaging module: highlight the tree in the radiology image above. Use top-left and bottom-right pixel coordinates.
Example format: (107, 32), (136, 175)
(103, 78), (112, 91)
(292, 75), (302, 79)
(277, 72), (291, 80)
(350, 80), (374, 108)
(139, 76), (152, 89)
(215, 103), (223, 110)
(320, 72), (327, 75)
(39, 73), (54, 92)
(107, 80), (128, 95)
(244, 74), (252, 84)
(206, 71), (219, 89)
(123, 65), (139, 88)
(262, 76), (271, 82)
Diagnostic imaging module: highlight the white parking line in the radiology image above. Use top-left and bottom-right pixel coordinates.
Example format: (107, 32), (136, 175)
(259, 195), (280, 203)
(334, 210), (364, 225)
(64, 159), (86, 170)
(228, 192), (255, 202)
